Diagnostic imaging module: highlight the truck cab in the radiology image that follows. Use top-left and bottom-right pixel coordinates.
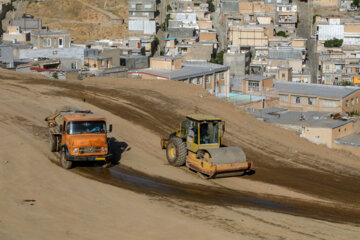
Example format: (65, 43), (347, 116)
(46, 108), (112, 169)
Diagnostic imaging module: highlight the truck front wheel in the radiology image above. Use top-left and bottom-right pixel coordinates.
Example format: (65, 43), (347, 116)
(60, 148), (73, 169)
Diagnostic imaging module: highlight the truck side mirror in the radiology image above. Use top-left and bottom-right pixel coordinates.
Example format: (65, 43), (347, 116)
(108, 124), (112, 133)
(59, 124), (63, 133)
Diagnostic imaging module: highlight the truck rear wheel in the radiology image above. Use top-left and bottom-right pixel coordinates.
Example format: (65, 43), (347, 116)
(49, 134), (57, 152)
(166, 137), (187, 166)
(60, 148), (73, 169)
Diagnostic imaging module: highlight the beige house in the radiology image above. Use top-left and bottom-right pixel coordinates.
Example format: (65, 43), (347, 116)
(228, 25), (270, 47)
(300, 120), (353, 148)
(2, 26), (30, 42)
(129, 57), (230, 97)
(276, 81), (360, 113)
(84, 56), (112, 70)
(31, 30), (71, 49)
(241, 75), (274, 94)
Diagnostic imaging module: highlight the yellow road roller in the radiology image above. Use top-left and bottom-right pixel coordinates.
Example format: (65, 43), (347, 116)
(161, 114), (252, 179)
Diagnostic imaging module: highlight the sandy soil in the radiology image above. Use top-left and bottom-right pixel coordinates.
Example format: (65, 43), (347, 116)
(0, 69), (359, 239)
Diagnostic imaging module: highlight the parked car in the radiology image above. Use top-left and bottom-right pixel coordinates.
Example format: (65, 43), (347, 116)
(22, 14), (34, 19)
(348, 7), (358, 12)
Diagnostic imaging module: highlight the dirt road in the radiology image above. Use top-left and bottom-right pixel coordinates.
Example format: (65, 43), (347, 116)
(0, 69), (359, 239)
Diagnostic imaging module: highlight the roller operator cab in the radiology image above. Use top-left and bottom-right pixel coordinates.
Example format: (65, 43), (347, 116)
(46, 107), (113, 169)
(161, 114), (252, 179)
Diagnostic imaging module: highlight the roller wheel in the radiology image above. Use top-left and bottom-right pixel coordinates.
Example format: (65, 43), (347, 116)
(166, 137), (187, 166)
(49, 134), (57, 152)
(60, 148), (73, 169)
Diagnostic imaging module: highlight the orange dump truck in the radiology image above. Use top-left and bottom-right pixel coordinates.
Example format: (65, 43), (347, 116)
(45, 106), (112, 169)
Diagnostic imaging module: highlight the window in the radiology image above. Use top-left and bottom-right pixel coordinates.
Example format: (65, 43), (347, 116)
(0, 49), (2, 57)
(144, 4), (152, 8)
(346, 100), (349, 107)
(190, 78), (197, 84)
(71, 62), (77, 69)
(215, 73), (219, 82)
(43, 38), (51, 47)
(205, 75), (210, 83)
(351, 98), (354, 106)
(67, 121), (106, 135)
(248, 80), (259, 92)
(120, 58), (126, 66)
(322, 100), (338, 108)
(130, 4), (135, 8)
(101, 60), (105, 67)
(197, 77), (202, 85)
(179, 3), (184, 9)
(279, 95), (288, 103)
(131, 12), (136, 16)
(296, 96), (301, 104)
(282, 73), (286, 78)
(136, 3), (142, 10)
(308, 97), (316, 105)
(326, 65), (329, 70)
(58, 38), (63, 48)
(326, 76), (330, 82)
(221, 72), (225, 80)
(143, 12), (149, 17)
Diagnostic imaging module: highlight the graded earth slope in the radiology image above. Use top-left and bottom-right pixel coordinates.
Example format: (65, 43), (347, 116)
(0, 69), (359, 239)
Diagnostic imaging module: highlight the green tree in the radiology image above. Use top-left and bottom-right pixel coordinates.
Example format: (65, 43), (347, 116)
(167, 4), (172, 11)
(324, 38), (343, 48)
(276, 31), (288, 37)
(210, 50), (226, 65)
(351, 0), (359, 7)
(207, 0), (215, 12)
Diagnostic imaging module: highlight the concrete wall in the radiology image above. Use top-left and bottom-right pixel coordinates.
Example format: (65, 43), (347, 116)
(186, 44), (214, 61)
(13, 18), (42, 31)
(120, 56), (149, 70)
(168, 28), (195, 39)
(223, 52), (250, 77)
(19, 47), (85, 63)
(0, 45), (14, 68)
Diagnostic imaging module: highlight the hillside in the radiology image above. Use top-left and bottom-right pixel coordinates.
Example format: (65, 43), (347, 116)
(0, 69), (359, 239)
(26, 0), (128, 42)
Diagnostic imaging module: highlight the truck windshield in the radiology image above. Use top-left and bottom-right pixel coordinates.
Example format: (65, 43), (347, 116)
(67, 121), (106, 135)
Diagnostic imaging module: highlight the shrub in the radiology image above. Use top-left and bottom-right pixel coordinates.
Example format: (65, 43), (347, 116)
(207, 0), (215, 12)
(324, 38), (343, 48)
(276, 31), (288, 37)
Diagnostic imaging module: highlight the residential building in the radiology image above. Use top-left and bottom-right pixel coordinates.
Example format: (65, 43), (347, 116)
(128, 0), (156, 18)
(31, 30), (71, 49)
(249, 108), (354, 148)
(228, 25), (271, 47)
(2, 26), (30, 43)
(223, 51), (251, 77)
(276, 81), (360, 112)
(128, 0), (156, 35)
(12, 18), (42, 31)
(129, 57), (231, 97)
